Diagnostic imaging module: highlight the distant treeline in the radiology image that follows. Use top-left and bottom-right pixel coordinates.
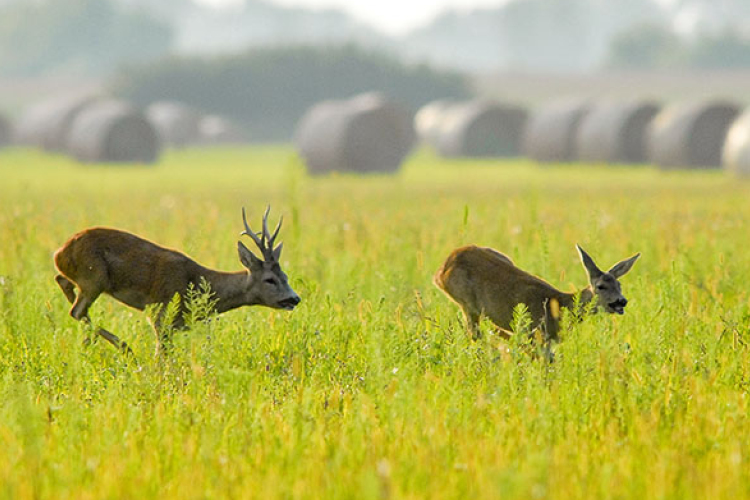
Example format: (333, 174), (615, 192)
(3, 0), (750, 78)
(607, 24), (750, 70)
(0, 0), (172, 76)
(111, 45), (470, 141)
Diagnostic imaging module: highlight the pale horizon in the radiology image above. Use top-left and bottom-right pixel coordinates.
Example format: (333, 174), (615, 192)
(194, 0), (510, 35)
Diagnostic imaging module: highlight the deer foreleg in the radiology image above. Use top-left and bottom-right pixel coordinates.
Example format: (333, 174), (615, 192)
(539, 298), (561, 363)
(542, 298), (561, 343)
(67, 291), (132, 355)
(92, 326), (133, 355)
(461, 307), (482, 340)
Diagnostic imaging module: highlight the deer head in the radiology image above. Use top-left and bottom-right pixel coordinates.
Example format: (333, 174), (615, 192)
(238, 206), (301, 310)
(577, 244), (640, 315)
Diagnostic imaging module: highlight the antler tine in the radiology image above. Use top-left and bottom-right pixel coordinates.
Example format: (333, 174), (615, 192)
(240, 207), (264, 250)
(261, 205), (271, 249)
(269, 215), (283, 248)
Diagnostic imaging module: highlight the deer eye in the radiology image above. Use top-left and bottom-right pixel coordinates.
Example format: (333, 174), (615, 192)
(597, 284), (606, 290)
(264, 278), (277, 285)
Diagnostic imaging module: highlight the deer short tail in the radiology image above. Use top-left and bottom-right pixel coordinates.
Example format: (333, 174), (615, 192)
(433, 266), (446, 291)
(433, 252), (460, 293)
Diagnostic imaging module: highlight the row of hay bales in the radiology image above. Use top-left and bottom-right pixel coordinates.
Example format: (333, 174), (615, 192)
(14, 94), (161, 163)
(7, 95), (248, 163)
(5, 92), (750, 175)
(521, 99), (665, 165)
(293, 94), (750, 174)
(145, 101), (249, 147)
(294, 95), (532, 174)
(518, 99), (750, 172)
(416, 98), (750, 173)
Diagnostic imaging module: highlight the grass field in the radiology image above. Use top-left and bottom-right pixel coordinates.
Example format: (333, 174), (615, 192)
(1, 146), (749, 499)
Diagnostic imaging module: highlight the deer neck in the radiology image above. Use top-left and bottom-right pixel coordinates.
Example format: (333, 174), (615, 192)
(560, 286), (595, 316)
(200, 268), (254, 314)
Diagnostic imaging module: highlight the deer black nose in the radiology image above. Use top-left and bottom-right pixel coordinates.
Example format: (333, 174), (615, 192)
(278, 295), (301, 310)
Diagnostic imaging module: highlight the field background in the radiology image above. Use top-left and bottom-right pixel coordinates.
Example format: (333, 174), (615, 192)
(1, 146), (749, 499)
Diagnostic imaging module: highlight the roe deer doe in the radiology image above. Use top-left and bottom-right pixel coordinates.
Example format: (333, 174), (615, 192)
(434, 244), (639, 344)
(54, 207), (301, 354)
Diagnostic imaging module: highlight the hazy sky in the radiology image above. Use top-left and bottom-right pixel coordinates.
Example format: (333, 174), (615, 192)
(195, 0), (509, 35)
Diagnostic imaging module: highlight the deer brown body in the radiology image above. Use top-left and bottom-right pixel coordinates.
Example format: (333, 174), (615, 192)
(54, 207), (300, 353)
(434, 245), (639, 342)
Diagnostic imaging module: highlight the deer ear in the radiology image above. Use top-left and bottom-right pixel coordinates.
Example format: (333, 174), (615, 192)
(608, 253), (640, 278)
(238, 241), (263, 270)
(577, 244), (603, 282)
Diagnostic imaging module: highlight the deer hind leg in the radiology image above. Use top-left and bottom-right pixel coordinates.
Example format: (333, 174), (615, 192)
(55, 274), (77, 304)
(492, 326), (512, 341)
(461, 305), (514, 342)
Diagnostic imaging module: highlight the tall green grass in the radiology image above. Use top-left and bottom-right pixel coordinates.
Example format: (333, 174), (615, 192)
(0, 146), (749, 499)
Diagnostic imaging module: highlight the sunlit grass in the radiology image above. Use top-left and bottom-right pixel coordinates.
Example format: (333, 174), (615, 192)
(1, 145), (749, 499)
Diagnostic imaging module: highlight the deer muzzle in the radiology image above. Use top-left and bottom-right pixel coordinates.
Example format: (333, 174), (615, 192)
(278, 295), (301, 310)
(608, 298), (628, 315)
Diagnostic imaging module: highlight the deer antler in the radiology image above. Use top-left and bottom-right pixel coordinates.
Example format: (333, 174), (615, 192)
(241, 206), (283, 262)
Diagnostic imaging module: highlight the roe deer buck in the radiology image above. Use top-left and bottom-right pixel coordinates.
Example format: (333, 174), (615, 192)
(434, 244), (639, 344)
(54, 207), (301, 354)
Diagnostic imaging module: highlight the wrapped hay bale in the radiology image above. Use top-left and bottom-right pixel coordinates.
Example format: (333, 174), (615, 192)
(647, 101), (740, 169)
(434, 100), (528, 158)
(14, 93), (99, 151)
(146, 101), (202, 147)
(523, 100), (591, 163)
(414, 100), (455, 148)
(576, 101), (661, 164)
(295, 93), (415, 174)
(722, 109), (750, 176)
(65, 100), (161, 164)
(295, 99), (345, 172)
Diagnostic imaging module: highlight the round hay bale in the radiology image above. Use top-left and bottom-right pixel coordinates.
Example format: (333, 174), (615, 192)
(523, 100), (591, 163)
(647, 101), (740, 169)
(722, 109), (750, 176)
(435, 100), (528, 158)
(198, 115), (249, 144)
(576, 101), (661, 164)
(295, 93), (415, 174)
(65, 100), (161, 164)
(0, 113), (12, 148)
(414, 100), (455, 147)
(14, 93), (99, 151)
(351, 92), (416, 156)
(146, 101), (202, 147)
